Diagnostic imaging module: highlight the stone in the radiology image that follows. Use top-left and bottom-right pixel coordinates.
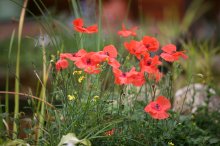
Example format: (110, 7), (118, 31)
(173, 83), (220, 113)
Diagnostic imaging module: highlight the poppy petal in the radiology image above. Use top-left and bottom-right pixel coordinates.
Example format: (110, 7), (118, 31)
(162, 44), (176, 54)
(108, 58), (120, 68)
(156, 96), (171, 111)
(151, 112), (170, 119)
(56, 59), (69, 71)
(160, 53), (175, 62)
(173, 51), (188, 60)
(103, 45), (118, 58)
(73, 18), (84, 27)
(86, 25), (98, 33)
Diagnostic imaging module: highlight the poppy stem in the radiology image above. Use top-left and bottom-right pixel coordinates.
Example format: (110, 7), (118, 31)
(118, 85), (125, 115)
(152, 85), (156, 101)
(132, 86), (143, 113)
(180, 75), (194, 113)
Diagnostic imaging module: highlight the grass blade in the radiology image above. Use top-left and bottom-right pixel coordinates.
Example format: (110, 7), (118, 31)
(13, 0), (28, 139)
(5, 30), (16, 124)
(97, 0), (102, 51)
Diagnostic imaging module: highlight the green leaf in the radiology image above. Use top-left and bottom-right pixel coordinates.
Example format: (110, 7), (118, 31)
(209, 138), (220, 144)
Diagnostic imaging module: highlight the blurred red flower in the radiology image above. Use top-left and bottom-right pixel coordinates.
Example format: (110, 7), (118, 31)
(118, 23), (137, 37)
(73, 18), (98, 34)
(144, 96), (171, 120)
(98, 45), (120, 68)
(98, 45), (118, 59)
(160, 44), (188, 62)
(130, 69), (145, 86)
(124, 40), (147, 60)
(104, 129), (115, 136)
(56, 59), (69, 71)
(142, 36), (159, 52)
(113, 68), (132, 85)
(60, 49), (87, 62)
(74, 52), (103, 74)
(103, 45), (118, 58)
(140, 53), (162, 74)
(113, 67), (145, 86)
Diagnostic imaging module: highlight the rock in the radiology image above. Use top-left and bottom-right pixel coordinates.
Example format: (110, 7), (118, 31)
(212, 56), (220, 75)
(173, 83), (220, 113)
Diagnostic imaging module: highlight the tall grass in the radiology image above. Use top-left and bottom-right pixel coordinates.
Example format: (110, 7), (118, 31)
(5, 30), (15, 123)
(71, 0), (80, 18)
(97, 0), (102, 51)
(13, 0), (28, 139)
(37, 31), (52, 144)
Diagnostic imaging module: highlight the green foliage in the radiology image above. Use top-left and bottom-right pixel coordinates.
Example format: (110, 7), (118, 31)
(179, 40), (220, 89)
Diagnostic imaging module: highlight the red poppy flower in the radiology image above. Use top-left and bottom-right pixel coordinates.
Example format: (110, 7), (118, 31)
(140, 54), (162, 74)
(55, 59), (69, 71)
(73, 18), (98, 34)
(160, 44), (188, 62)
(124, 40), (147, 60)
(104, 129), (115, 136)
(113, 67), (145, 86)
(98, 45), (118, 59)
(113, 68), (131, 85)
(74, 52), (102, 74)
(60, 49), (87, 62)
(118, 23), (137, 37)
(97, 45), (120, 68)
(130, 70), (145, 86)
(144, 96), (171, 120)
(103, 45), (118, 58)
(142, 36), (159, 52)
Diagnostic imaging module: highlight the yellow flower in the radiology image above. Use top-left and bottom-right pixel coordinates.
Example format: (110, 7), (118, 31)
(78, 76), (85, 83)
(73, 70), (82, 75)
(168, 141), (174, 146)
(93, 95), (99, 102)
(68, 95), (76, 101)
(105, 58), (109, 62)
